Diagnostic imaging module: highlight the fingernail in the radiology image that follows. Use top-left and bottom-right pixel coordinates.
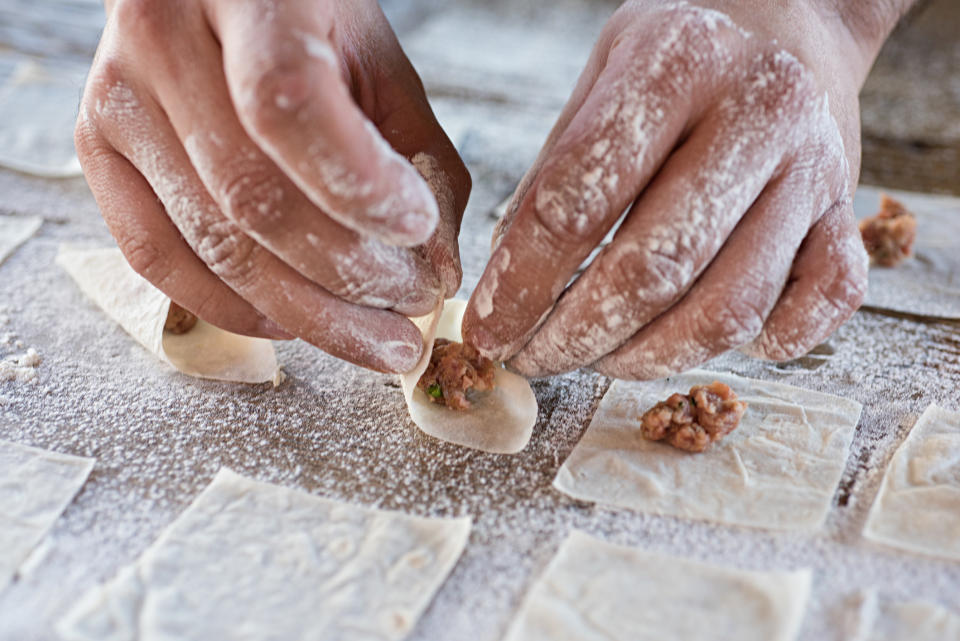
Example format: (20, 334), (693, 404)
(380, 338), (424, 374)
(465, 323), (507, 362)
(258, 317), (295, 340)
(395, 286), (443, 318)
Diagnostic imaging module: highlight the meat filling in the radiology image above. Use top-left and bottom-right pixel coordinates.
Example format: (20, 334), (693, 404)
(164, 302), (198, 335)
(640, 381), (747, 453)
(416, 338), (496, 410)
(859, 194), (917, 267)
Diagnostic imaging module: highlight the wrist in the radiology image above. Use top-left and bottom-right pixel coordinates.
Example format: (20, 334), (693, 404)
(823, 0), (919, 80)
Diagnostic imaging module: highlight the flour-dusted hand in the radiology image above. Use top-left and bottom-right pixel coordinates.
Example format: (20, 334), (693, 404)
(75, 0), (470, 373)
(463, 0), (912, 379)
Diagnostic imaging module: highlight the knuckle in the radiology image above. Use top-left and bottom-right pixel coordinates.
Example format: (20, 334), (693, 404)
(626, 243), (689, 305)
(748, 50), (818, 117)
(73, 118), (102, 161)
(117, 236), (166, 282)
(701, 296), (766, 348)
(532, 170), (610, 246)
(83, 55), (126, 109)
(754, 329), (806, 362)
(196, 222), (259, 287)
(218, 169), (286, 239)
(826, 254), (868, 314)
(240, 55), (312, 130)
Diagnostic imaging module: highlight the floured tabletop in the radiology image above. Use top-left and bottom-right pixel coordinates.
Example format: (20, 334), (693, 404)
(2, 1), (960, 640)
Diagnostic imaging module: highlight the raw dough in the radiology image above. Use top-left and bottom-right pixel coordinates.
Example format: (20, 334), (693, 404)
(400, 299), (537, 453)
(863, 404), (960, 560)
(854, 186), (960, 318)
(503, 530), (812, 641)
(849, 594), (960, 641)
(56, 246), (281, 384)
(57, 468), (472, 641)
(553, 370), (862, 531)
(0, 56), (84, 177)
(872, 601), (960, 641)
(0, 215), (41, 266)
(0, 440), (94, 592)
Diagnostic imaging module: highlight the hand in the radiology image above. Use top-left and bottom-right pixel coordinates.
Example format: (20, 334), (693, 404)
(463, 0), (892, 379)
(75, 0), (470, 373)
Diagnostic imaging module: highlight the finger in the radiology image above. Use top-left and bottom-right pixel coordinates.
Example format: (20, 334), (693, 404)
(84, 71), (425, 373)
(491, 12), (621, 247)
(463, 14), (734, 360)
(207, 0), (439, 247)
(588, 166), (840, 380)
(74, 113), (290, 340)
(743, 199), (868, 361)
(498, 51), (825, 375)
(115, 4), (442, 317)
(355, 19), (471, 297)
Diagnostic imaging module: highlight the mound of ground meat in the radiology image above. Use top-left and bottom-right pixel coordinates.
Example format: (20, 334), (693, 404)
(640, 381), (747, 453)
(164, 302), (198, 335)
(416, 338), (496, 410)
(859, 194), (917, 267)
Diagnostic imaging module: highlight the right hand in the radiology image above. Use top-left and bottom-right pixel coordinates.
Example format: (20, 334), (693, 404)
(75, 0), (470, 373)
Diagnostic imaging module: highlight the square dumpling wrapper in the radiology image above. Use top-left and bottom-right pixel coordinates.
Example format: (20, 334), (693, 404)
(504, 530), (811, 641)
(554, 370), (862, 531)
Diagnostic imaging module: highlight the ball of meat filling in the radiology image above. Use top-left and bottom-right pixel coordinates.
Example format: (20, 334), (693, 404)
(859, 194), (917, 268)
(416, 339), (496, 410)
(640, 381), (747, 452)
(164, 302), (199, 335)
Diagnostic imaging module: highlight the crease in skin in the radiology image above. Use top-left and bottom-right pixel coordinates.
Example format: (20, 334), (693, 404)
(182, 131), (439, 312)
(513, 33), (850, 378)
(93, 81), (421, 372)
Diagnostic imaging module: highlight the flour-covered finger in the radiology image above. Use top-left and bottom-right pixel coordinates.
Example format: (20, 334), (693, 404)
(74, 117), (288, 340)
(153, 49), (441, 314)
(744, 200), (867, 361)
(462, 8), (742, 361)
(207, 0), (439, 247)
(510, 51), (832, 376)
(364, 30), (472, 297)
(590, 163), (843, 380)
(85, 76), (425, 373)
(491, 15), (622, 248)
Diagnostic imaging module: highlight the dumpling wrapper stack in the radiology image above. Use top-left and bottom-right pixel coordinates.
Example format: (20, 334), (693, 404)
(57, 246), (281, 385)
(400, 299), (537, 454)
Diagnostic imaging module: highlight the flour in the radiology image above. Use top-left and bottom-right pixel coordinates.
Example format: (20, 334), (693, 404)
(0, 348), (41, 383)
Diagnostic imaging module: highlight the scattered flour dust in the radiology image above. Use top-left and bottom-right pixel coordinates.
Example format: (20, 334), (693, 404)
(0, 305), (41, 382)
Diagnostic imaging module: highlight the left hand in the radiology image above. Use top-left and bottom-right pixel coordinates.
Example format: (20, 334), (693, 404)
(462, 0), (878, 379)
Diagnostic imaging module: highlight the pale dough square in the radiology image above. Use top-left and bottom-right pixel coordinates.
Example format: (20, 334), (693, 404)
(503, 530), (811, 641)
(873, 601), (960, 641)
(864, 404), (960, 560)
(554, 370), (862, 531)
(849, 593), (960, 641)
(0, 56), (85, 177)
(854, 186), (960, 319)
(58, 468), (472, 641)
(0, 215), (42, 266)
(57, 246), (281, 385)
(0, 440), (94, 591)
